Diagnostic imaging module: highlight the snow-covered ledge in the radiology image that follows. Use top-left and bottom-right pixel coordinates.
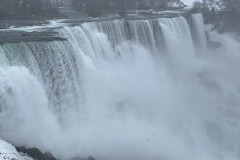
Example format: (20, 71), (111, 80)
(0, 138), (32, 160)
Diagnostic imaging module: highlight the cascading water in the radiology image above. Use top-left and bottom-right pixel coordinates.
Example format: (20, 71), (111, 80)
(1, 13), (240, 160)
(191, 14), (207, 50)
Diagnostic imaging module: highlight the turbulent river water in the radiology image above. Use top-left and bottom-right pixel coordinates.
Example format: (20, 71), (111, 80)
(1, 13), (240, 160)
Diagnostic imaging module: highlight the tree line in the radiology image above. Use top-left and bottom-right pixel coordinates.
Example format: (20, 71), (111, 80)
(191, 0), (240, 13)
(0, 0), (59, 19)
(221, 0), (240, 32)
(191, 0), (240, 33)
(0, 0), (185, 19)
(72, 0), (171, 11)
(71, 0), (184, 16)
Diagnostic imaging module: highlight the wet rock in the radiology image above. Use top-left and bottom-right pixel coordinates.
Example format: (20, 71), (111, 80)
(0, 30), (66, 44)
(71, 156), (96, 160)
(207, 41), (222, 49)
(45, 152), (56, 160)
(15, 146), (56, 160)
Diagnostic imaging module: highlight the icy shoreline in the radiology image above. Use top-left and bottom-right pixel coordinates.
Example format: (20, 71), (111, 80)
(0, 138), (32, 160)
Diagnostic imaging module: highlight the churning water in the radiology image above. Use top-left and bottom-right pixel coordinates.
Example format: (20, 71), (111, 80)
(1, 13), (240, 160)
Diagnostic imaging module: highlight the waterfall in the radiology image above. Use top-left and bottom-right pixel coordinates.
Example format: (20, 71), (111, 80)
(1, 14), (240, 160)
(191, 14), (207, 50)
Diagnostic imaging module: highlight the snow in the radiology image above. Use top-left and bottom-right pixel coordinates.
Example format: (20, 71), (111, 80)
(167, 1), (186, 8)
(0, 19), (67, 32)
(0, 138), (32, 160)
(181, 0), (199, 7)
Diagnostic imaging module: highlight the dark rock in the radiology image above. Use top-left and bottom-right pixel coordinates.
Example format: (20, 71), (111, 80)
(71, 156), (96, 160)
(88, 156), (96, 160)
(21, 33), (29, 36)
(45, 152), (56, 160)
(0, 30), (66, 44)
(71, 158), (84, 160)
(207, 41), (222, 50)
(15, 146), (56, 160)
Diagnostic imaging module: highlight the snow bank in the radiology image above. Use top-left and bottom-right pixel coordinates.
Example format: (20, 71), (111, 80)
(0, 138), (32, 160)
